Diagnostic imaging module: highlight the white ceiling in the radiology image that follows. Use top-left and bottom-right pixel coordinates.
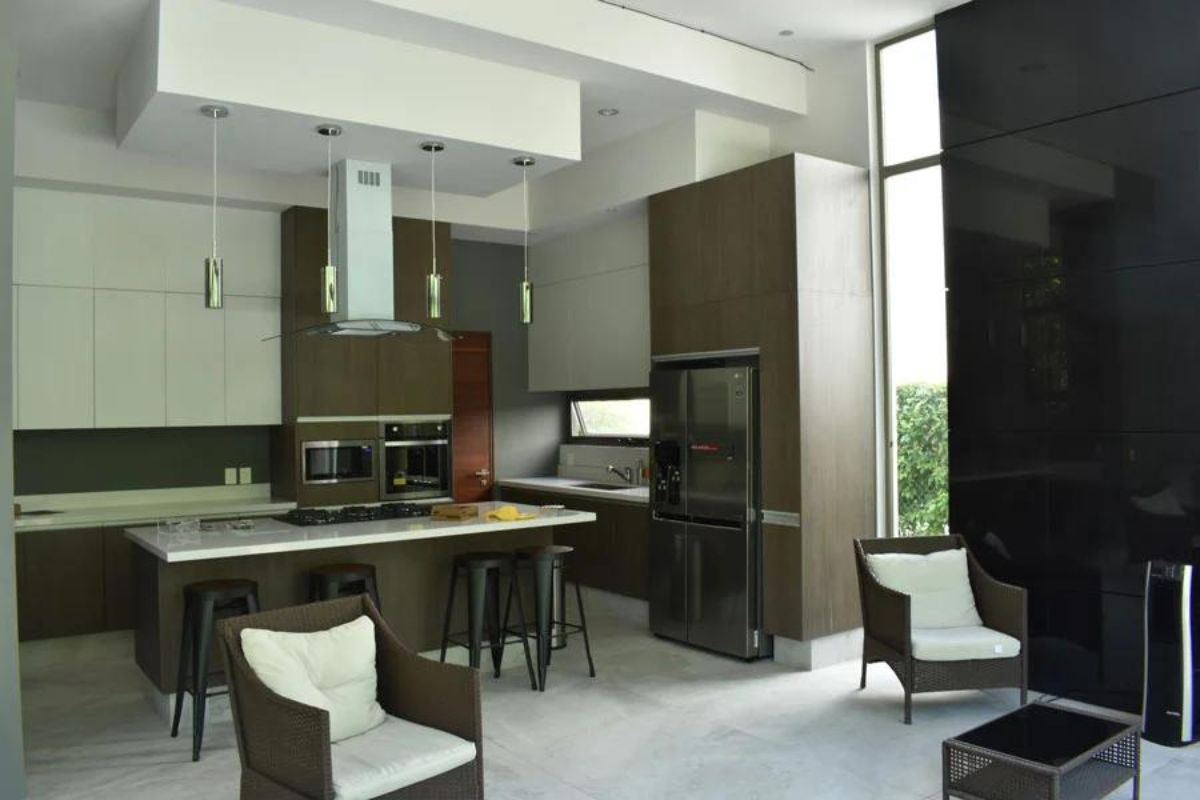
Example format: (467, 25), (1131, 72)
(15, 0), (966, 194)
(15, 0), (150, 111)
(615, 0), (969, 61)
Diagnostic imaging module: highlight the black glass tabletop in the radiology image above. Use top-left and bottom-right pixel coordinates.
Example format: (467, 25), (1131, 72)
(952, 704), (1134, 768)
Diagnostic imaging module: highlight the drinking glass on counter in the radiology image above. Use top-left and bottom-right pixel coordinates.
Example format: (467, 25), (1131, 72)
(157, 517), (201, 545)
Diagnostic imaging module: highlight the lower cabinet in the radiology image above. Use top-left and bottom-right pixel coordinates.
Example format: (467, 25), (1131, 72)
(16, 526), (138, 641)
(498, 488), (649, 601)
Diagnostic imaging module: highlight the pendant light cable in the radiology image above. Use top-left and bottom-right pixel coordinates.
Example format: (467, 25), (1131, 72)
(522, 162), (529, 282)
(210, 110), (218, 260)
(431, 145), (438, 276)
(326, 132), (333, 265)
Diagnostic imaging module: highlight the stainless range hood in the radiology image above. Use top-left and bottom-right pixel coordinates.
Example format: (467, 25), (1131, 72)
(304, 158), (424, 337)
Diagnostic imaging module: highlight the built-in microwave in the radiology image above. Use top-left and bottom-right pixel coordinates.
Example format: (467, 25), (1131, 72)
(379, 417), (452, 501)
(301, 440), (376, 485)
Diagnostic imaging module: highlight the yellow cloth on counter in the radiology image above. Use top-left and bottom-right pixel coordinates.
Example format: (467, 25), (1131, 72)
(487, 505), (538, 522)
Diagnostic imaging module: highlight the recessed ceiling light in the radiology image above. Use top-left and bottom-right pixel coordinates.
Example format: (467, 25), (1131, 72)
(778, 29), (794, 37)
(597, 107), (620, 117)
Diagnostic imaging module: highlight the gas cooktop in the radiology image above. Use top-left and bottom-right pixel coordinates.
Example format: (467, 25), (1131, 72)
(276, 503), (432, 527)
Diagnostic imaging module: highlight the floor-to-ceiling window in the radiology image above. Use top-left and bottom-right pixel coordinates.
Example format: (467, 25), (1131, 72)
(877, 28), (947, 536)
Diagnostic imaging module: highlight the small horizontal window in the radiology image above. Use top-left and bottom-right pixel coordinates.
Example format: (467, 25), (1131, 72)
(570, 397), (650, 439)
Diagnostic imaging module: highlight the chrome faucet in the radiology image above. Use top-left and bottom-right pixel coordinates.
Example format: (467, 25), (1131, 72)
(606, 465), (634, 484)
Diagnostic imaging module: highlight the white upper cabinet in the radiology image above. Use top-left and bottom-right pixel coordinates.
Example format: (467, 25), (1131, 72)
(16, 286), (94, 430)
(527, 211), (651, 392)
(94, 290), (166, 427)
(92, 196), (168, 291)
(11, 187), (283, 430)
(165, 293), (226, 426)
(162, 201), (216, 295)
(221, 210), (282, 297)
(13, 189), (94, 288)
(527, 279), (574, 393)
(224, 295), (281, 425)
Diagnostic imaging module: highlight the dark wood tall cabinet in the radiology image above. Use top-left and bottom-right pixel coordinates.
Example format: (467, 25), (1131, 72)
(648, 154), (875, 644)
(276, 207), (453, 503)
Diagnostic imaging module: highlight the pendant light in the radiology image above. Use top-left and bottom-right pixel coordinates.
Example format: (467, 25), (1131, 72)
(512, 155), (535, 325)
(421, 141), (446, 319)
(201, 105), (229, 309)
(317, 124), (343, 315)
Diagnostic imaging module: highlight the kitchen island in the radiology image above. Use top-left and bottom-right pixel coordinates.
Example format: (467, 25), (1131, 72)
(127, 501), (596, 695)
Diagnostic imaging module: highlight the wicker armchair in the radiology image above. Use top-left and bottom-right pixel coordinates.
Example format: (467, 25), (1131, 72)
(854, 534), (1028, 724)
(217, 596), (483, 799)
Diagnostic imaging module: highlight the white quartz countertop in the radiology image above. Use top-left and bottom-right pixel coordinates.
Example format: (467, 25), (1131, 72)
(16, 498), (297, 532)
(126, 501), (596, 563)
(497, 477), (649, 505)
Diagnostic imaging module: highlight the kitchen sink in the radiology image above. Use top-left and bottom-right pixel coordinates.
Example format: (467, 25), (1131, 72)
(572, 482), (636, 491)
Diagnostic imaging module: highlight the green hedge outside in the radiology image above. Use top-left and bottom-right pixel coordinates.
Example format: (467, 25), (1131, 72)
(896, 382), (948, 536)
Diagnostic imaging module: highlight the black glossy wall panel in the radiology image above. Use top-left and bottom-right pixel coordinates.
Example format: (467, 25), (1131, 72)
(940, 1), (1200, 713)
(938, 0), (1200, 148)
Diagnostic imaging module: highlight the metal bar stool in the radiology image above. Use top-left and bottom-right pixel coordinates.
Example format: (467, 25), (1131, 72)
(309, 563), (381, 610)
(514, 544), (596, 691)
(170, 578), (260, 761)
(439, 551), (537, 690)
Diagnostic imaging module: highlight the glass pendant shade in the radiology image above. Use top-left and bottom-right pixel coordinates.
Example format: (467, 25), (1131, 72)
(520, 279), (533, 325)
(204, 257), (223, 309)
(427, 271), (443, 319)
(201, 104), (228, 309)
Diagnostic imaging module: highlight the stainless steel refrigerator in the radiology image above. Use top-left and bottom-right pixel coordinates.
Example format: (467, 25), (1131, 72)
(649, 362), (770, 659)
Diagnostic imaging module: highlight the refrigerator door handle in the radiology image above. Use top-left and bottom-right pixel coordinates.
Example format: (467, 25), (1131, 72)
(688, 533), (703, 624)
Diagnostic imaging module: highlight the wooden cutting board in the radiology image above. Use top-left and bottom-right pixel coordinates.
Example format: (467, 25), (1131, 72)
(431, 504), (480, 521)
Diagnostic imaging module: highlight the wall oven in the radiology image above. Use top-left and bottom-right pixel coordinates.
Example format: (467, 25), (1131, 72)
(301, 440), (376, 485)
(379, 416), (452, 502)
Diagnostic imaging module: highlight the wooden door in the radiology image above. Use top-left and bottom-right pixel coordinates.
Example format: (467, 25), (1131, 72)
(452, 332), (494, 502)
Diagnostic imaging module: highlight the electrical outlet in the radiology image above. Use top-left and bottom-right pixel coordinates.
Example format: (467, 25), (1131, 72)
(239, 466), (252, 485)
(224, 467), (238, 486)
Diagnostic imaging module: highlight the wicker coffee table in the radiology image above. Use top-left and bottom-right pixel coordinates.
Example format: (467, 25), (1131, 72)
(943, 703), (1140, 800)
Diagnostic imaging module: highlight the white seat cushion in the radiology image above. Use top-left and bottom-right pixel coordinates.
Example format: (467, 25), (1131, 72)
(865, 548), (984, 629)
(331, 714), (477, 800)
(911, 626), (1021, 662)
(241, 615), (385, 742)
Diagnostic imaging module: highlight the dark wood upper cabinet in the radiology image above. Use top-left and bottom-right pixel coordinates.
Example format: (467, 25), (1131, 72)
(648, 153), (874, 644)
(378, 217), (452, 416)
(280, 208), (453, 421)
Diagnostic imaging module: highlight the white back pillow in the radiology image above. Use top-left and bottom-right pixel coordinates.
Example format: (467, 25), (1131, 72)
(865, 548), (983, 629)
(241, 615), (386, 742)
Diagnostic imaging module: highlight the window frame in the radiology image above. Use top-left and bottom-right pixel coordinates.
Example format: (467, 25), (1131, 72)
(564, 389), (651, 446)
(874, 23), (943, 538)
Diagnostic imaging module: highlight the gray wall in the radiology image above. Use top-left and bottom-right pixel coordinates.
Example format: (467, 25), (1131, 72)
(1, 0), (28, 794)
(450, 240), (563, 478)
(14, 426), (273, 495)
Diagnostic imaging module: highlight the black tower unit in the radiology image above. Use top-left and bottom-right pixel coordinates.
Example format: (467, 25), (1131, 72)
(1143, 561), (1197, 747)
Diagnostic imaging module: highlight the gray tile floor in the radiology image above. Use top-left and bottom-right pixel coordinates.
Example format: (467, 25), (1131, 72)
(19, 608), (1200, 799)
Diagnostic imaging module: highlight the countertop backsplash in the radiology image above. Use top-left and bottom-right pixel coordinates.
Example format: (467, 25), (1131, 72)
(557, 444), (649, 484)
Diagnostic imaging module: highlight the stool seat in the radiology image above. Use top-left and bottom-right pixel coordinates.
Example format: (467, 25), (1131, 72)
(310, 563), (374, 578)
(515, 544), (575, 559)
(184, 579), (258, 603)
(309, 563), (381, 611)
(454, 551), (517, 570)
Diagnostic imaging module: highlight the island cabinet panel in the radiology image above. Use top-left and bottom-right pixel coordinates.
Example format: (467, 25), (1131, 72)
(17, 527), (106, 641)
(497, 487), (649, 601)
(134, 526), (558, 693)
